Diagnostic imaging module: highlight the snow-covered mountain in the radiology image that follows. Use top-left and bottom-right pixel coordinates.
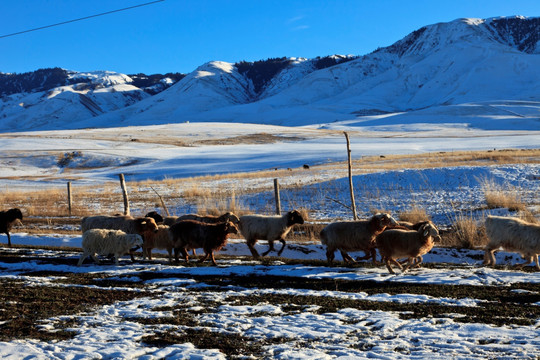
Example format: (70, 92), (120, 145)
(0, 16), (538, 132)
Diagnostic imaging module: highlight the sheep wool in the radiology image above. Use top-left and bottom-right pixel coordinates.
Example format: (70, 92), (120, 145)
(376, 223), (441, 274)
(484, 215), (540, 270)
(239, 210), (305, 258)
(320, 213), (398, 265)
(78, 229), (143, 266)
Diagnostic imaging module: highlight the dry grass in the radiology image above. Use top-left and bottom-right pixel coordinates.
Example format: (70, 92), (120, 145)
(445, 212), (487, 249)
(397, 206), (431, 223)
(481, 178), (527, 211)
(353, 148), (540, 172)
(1, 148), (538, 225)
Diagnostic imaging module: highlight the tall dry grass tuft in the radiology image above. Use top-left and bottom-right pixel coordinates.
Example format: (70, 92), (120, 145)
(481, 178), (526, 211)
(447, 213), (486, 249)
(398, 206), (431, 224)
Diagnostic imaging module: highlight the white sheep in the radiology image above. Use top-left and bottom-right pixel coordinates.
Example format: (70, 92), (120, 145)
(376, 222), (441, 274)
(320, 213), (398, 265)
(141, 225), (175, 263)
(238, 210), (305, 258)
(81, 215), (158, 260)
(484, 215), (540, 270)
(78, 229), (143, 266)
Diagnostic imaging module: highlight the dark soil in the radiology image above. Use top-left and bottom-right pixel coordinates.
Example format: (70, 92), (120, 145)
(0, 247), (539, 358)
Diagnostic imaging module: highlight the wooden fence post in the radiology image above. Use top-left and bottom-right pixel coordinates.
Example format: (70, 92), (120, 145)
(150, 186), (170, 216)
(344, 132), (358, 220)
(274, 178), (281, 215)
(67, 181), (72, 216)
(119, 174), (130, 216)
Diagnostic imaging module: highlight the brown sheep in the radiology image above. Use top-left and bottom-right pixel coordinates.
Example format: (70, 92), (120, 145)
(140, 225), (175, 263)
(0, 208), (23, 247)
(320, 213), (398, 265)
(169, 220), (238, 266)
(376, 222), (441, 274)
(162, 212), (239, 257)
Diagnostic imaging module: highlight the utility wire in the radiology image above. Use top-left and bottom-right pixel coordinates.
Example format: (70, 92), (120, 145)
(0, 0), (165, 39)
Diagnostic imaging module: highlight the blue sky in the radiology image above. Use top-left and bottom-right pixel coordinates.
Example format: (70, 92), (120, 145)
(1, 0), (538, 75)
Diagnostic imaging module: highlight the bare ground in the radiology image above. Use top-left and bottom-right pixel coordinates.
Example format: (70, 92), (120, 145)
(0, 247), (539, 357)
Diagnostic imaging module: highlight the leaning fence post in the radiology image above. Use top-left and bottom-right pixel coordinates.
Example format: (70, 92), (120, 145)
(67, 181), (72, 216)
(344, 132), (358, 220)
(274, 178), (281, 215)
(119, 174), (130, 216)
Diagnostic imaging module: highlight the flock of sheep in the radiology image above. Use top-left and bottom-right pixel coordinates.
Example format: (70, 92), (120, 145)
(1, 207), (539, 272)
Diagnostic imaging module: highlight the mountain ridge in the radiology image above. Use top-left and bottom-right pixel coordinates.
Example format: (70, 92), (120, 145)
(0, 15), (538, 132)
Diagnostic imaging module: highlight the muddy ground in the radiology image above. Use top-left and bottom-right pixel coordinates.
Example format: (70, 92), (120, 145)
(0, 247), (539, 358)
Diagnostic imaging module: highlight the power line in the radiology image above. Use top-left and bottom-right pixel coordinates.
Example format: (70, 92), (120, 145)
(0, 0), (165, 39)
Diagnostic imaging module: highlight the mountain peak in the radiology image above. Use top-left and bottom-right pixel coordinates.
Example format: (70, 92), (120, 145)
(0, 16), (538, 132)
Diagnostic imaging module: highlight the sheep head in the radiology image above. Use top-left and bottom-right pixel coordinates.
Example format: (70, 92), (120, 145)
(224, 221), (239, 235)
(221, 212), (240, 225)
(136, 217), (159, 233)
(373, 213), (398, 230)
(287, 210), (305, 227)
(129, 234), (144, 247)
(145, 211), (164, 224)
(7, 208), (23, 224)
(421, 223), (441, 242)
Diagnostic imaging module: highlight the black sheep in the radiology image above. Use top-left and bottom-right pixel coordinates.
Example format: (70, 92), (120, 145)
(0, 208), (23, 247)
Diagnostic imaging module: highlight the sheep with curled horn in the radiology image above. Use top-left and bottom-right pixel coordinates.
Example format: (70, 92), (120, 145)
(376, 222), (441, 274)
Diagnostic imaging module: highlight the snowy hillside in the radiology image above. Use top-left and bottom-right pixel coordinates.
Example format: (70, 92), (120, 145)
(0, 16), (539, 132)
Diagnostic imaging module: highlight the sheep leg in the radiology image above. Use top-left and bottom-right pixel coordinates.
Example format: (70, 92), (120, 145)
(77, 252), (89, 266)
(209, 252), (218, 266)
(369, 248), (379, 265)
(166, 249), (173, 264)
(180, 248), (190, 263)
(326, 248), (336, 266)
(6, 232), (12, 247)
(514, 256), (534, 270)
(262, 240), (276, 257)
(355, 251), (371, 261)
(198, 252), (210, 264)
(87, 253), (100, 265)
(405, 256), (422, 270)
(276, 238), (287, 256)
(147, 248), (153, 261)
(483, 247), (497, 267)
(128, 247), (138, 262)
(388, 258), (404, 273)
(535, 254), (540, 271)
(247, 239), (261, 258)
(403, 256), (422, 271)
(385, 259), (396, 274)
(340, 250), (356, 264)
